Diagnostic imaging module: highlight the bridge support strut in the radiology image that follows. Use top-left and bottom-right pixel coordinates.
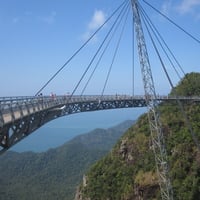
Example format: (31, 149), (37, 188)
(131, 1), (173, 199)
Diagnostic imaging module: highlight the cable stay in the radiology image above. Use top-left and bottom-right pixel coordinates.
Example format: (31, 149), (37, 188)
(132, 12), (135, 96)
(142, 0), (200, 45)
(138, 2), (185, 79)
(101, 4), (130, 97)
(81, 1), (130, 96)
(68, 0), (130, 99)
(35, 0), (129, 96)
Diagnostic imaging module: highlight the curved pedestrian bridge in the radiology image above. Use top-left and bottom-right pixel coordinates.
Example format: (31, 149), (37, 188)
(0, 95), (199, 154)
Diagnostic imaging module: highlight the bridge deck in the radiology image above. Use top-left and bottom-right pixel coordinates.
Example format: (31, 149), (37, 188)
(0, 95), (199, 154)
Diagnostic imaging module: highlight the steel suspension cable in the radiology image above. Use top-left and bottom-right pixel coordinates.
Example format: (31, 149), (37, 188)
(138, 2), (185, 78)
(101, 3), (130, 97)
(138, 11), (181, 79)
(80, 3), (129, 96)
(35, 0), (128, 96)
(70, 0), (130, 98)
(140, 7), (200, 151)
(142, 0), (200, 45)
(80, 35), (113, 96)
(132, 11), (135, 96)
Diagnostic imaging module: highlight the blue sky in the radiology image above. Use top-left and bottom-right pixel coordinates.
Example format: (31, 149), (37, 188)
(0, 0), (199, 97)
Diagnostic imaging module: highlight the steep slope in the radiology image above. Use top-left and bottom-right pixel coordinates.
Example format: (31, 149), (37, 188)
(0, 120), (134, 200)
(76, 72), (200, 200)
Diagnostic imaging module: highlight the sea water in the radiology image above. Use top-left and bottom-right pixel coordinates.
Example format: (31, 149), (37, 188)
(11, 107), (146, 152)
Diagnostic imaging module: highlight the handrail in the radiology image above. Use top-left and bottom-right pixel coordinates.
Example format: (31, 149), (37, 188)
(0, 94), (200, 104)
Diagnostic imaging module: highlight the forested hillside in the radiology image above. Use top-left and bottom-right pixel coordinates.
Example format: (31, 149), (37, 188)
(76, 72), (200, 200)
(0, 120), (134, 200)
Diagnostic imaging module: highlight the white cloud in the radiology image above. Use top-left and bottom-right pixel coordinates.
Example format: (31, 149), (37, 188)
(82, 10), (106, 42)
(88, 10), (106, 30)
(177, 0), (200, 14)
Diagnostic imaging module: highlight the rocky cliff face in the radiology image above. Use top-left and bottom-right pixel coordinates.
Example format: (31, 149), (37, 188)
(75, 175), (88, 200)
(75, 113), (160, 200)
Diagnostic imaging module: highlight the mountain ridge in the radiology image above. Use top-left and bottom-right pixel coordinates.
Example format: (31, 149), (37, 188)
(0, 120), (135, 200)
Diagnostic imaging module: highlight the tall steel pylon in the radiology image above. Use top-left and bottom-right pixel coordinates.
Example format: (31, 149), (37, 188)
(131, 0), (173, 199)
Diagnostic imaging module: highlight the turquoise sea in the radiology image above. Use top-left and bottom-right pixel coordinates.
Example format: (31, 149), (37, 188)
(11, 107), (146, 152)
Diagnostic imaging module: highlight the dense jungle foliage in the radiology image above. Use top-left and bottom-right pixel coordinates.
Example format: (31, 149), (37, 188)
(78, 72), (200, 200)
